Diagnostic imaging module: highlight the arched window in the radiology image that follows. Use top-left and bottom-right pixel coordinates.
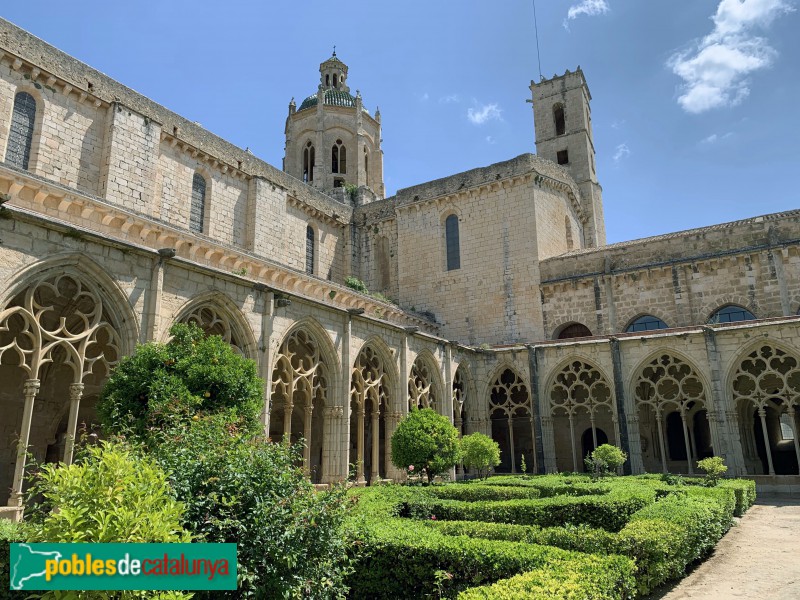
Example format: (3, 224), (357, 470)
(708, 305), (756, 324)
(5, 91), (37, 169)
(189, 173), (206, 233)
(325, 74), (330, 87)
(445, 214), (460, 271)
(303, 141), (315, 182)
(332, 140), (346, 174)
(333, 74), (338, 88)
(626, 315), (669, 333)
(553, 104), (566, 136)
(556, 322), (592, 340)
(305, 225), (315, 275)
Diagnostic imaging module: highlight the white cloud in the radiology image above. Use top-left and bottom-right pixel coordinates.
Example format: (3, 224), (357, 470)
(419, 92), (429, 102)
(439, 94), (461, 104)
(613, 143), (630, 163)
(669, 0), (794, 113)
(486, 135), (496, 145)
(467, 103), (502, 125)
(567, 0), (610, 20)
(610, 119), (626, 129)
(701, 131), (734, 144)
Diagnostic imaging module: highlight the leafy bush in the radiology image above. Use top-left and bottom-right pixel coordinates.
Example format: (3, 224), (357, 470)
(585, 444), (627, 478)
(697, 456), (728, 486)
(344, 276), (369, 294)
(460, 433), (501, 479)
(24, 441), (191, 545)
(719, 479), (756, 516)
(391, 408), (461, 483)
(98, 322), (264, 440)
(0, 519), (25, 600)
(457, 553), (635, 600)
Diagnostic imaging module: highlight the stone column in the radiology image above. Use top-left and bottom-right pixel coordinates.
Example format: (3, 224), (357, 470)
(443, 344), (455, 481)
(259, 290), (274, 435)
(355, 407), (365, 483)
(370, 408), (380, 482)
(143, 252), (167, 343)
(339, 314), (352, 482)
(626, 415), (645, 473)
(9, 379), (40, 511)
(527, 345), (546, 474)
(609, 338), (633, 474)
(540, 415), (558, 473)
(63, 382), (85, 465)
(303, 404), (313, 475)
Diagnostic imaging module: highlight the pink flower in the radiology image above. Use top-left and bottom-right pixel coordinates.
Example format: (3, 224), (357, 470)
(431, 515), (437, 520)
(408, 465), (415, 472)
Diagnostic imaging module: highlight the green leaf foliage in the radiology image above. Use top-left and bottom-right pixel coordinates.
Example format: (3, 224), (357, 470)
(98, 323), (264, 441)
(460, 433), (501, 479)
(697, 456), (728, 486)
(391, 408), (461, 483)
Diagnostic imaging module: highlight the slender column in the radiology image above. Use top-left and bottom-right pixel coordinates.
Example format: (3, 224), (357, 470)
(540, 415), (558, 473)
(443, 344), (455, 481)
(527, 345), (546, 474)
(10, 379), (40, 510)
(758, 407), (775, 476)
(400, 333), (409, 417)
(688, 418), (698, 460)
(656, 408), (668, 474)
(568, 413), (577, 471)
(590, 415), (598, 450)
(259, 290), (275, 434)
(340, 314), (352, 482)
(508, 417), (516, 473)
(788, 407), (800, 475)
(356, 407), (366, 483)
(283, 389), (294, 443)
(63, 382), (85, 465)
(303, 404), (313, 474)
(680, 412), (694, 475)
(529, 417), (537, 475)
(370, 408), (380, 482)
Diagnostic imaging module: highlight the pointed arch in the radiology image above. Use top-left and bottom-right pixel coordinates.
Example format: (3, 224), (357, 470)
(408, 349), (444, 412)
(452, 361), (476, 437)
(170, 291), (258, 360)
(486, 364), (533, 474)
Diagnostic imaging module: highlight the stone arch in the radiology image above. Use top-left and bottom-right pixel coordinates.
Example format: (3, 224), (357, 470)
(552, 321), (593, 340)
(170, 292), (257, 360)
(729, 341), (800, 475)
(620, 311), (671, 333)
(699, 296), (759, 324)
(408, 349), (443, 412)
(631, 351), (710, 474)
(269, 318), (339, 483)
(487, 364), (534, 474)
(546, 357), (616, 472)
(349, 337), (397, 483)
(0, 255), (134, 511)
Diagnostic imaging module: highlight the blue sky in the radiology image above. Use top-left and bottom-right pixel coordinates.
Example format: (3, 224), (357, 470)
(4, 1), (799, 243)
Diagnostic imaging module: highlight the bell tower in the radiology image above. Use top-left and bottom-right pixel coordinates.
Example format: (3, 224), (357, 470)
(530, 68), (605, 247)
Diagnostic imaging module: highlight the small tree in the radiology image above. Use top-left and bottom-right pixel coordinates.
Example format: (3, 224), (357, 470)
(697, 456), (728, 486)
(585, 443), (627, 478)
(460, 433), (501, 479)
(391, 408), (461, 483)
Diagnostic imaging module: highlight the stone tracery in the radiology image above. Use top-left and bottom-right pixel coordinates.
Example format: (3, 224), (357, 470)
(408, 355), (437, 410)
(489, 368), (533, 473)
(350, 344), (390, 483)
(180, 304), (244, 355)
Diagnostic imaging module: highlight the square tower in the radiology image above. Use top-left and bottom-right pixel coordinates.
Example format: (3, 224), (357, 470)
(530, 69), (605, 246)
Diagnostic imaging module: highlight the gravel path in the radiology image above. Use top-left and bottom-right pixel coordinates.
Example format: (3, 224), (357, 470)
(652, 497), (800, 600)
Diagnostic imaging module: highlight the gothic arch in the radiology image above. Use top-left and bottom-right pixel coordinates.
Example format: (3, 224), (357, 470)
(486, 364), (534, 473)
(170, 291), (257, 360)
(631, 351), (710, 474)
(408, 349), (444, 412)
(2, 84), (46, 171)
(545, 357), (616, 472)
(268, 318), (339, 483)
(729, 340), (800, 475)
(452, 360), (476, 436)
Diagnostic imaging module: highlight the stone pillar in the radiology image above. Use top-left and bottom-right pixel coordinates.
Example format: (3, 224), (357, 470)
(355, 407), (365, 483)
(702, 327), (747, 476)
(609, 338), (633, 474)
(63, 382), (85, 465)
(303, 404), (313, 475)
(259, 290), (275, 435)
(339, 314), (352, 482)
(627, 415), (645, 474)
(540, 415), (558, 473)
(143, 252), (168, 343)
(370, 408), (380, 482)
(443, 344), (455, 481)
(9, 379), (40, 512)
(527, 345), (546, 474)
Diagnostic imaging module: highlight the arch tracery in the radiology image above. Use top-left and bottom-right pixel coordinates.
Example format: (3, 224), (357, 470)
(350, 344), (391, 483)
(489, 367), (534, 473)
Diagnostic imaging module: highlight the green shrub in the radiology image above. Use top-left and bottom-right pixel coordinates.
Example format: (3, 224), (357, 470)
(98, 322), (264, 441)
(718, 479), (756, 516)
(697, 456), (728, 486)
(457, 553), (635, 600)
(585, 444), (627, 478)
(429, 485), (541, 502)
(24, 442), (191, 545)
(344, 276), (369, 294)
(391, 408), (461, 483)
(0, 519), (25, 600)
(485, 475), (609, 497)
(460, 433), (501, 479)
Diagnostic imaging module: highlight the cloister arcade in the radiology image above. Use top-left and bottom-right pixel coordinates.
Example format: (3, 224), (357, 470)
(3, 261), (800, 517)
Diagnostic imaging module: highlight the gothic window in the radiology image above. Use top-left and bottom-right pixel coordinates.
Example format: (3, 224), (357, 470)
(556, 323), (592, 340)
(557, 149), (569, 165)
(332, 140), (346, 174)
(708, 305), (756, 324)
(626, 315), (669, 333)
(350, 344), (390, 482)
(5, 91), (36, 169)
(189, 173), (206, 234)
(553, 104), (566, 136)
(489, 368), (532, 473)
(303, 141), (315, 182)
(445, 214), (460, 271)
(306, 225), (315, 275)
(409, 356), (437, 410)
(181, 305), (244, 356)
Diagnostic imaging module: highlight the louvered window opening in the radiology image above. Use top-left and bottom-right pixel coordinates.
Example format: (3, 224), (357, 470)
(5, 92), (36, 169)
(190, 173), (206, 233)
(445, 214), (460, 271)
(306, 226), (315, 275)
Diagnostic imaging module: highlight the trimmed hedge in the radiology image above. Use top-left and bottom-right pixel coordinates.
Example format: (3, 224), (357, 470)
(485, 475), (609, 497)
(428, 485), (542, 502)
(346, 516), (635, 599)
(457, 553), (635, 600)
(718, 479), (756, 516)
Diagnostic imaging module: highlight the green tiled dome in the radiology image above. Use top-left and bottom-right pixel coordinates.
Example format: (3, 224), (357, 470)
(298, 89), (357, 111)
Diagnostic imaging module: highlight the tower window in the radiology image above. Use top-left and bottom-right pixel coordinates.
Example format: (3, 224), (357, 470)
(303, 141), (315, 182)
(325, 74), (330, 87)
(5, 91), (37, 170)
(306, 225), (315, 275)
(333, 73), (338, 88)
(554, 105), (566, 136)
(332, 140), (346, 174)
(445, 214), (460, 271)
(189, 172), (207, 234)
(557, 150), (569, 165)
